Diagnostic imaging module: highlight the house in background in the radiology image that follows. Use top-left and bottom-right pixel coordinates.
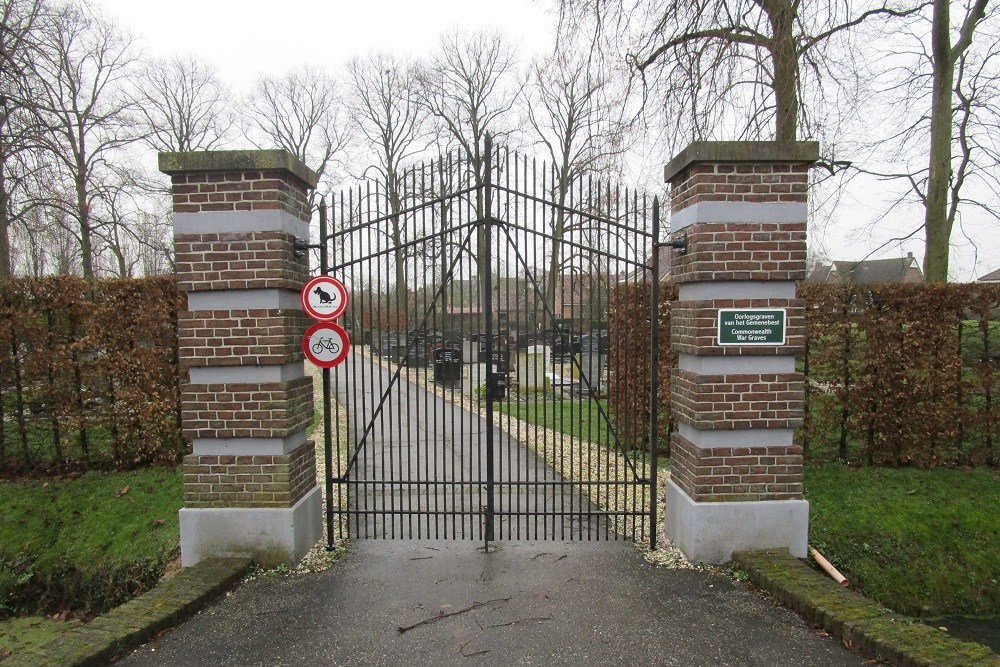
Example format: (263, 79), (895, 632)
(977, 268), (1000, 283)
(806, 252), (924, 284)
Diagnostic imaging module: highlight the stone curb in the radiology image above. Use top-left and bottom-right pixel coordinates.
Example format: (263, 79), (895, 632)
(5, 556), (253, 667)
(732, 549), (1000, 667)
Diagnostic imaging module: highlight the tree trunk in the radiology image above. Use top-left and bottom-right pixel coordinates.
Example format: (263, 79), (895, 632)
(0, 169), (11, 278)
(389, 177), (408, 327)
(76, 168), (93, 278)
(545, 178), (570, 322)
(768, 0), (799, 142)
(923, 0), (954, 283)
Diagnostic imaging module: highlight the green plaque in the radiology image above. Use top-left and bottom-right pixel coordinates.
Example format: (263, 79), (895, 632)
(717, 308), (786, 346)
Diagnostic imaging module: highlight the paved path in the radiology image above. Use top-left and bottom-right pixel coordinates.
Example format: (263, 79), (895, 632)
(122, 355), (863, 665)
(123, 540), (863, 666)
(332, 351), (607, 541)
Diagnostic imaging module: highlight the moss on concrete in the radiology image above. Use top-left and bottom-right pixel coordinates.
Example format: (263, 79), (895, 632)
(734, 549), (997, 666)
(3, 556), (252, 666)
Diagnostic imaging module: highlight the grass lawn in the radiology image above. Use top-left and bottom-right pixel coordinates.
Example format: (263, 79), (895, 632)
(0, 466), (184, 618)
(806, 463), (1000, 616)
(496, 397), (614, 446)
(496, 396), (668, 475)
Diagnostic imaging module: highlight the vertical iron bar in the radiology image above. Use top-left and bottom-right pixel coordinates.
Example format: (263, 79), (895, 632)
(649, 198), (661, 550)
(483, 133), (496, 545)
(320, 200), (336, 551)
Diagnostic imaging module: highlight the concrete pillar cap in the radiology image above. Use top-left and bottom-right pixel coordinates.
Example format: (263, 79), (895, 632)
(159, 149), (319, 189)
(664, 141), (819, 184)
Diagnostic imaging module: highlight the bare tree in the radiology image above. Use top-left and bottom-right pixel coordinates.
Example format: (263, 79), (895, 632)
(560, 0), (922, 142)
(136, 53), (232, 153)
(244, 64), (346, 200)
(31, 0), (142, 278)
(0, 0), (46, 277)
(855, 0), (996, 282)
(419, 29), (522, 280)
(525, 49), (626, 313)
(347, 52), (427, 308)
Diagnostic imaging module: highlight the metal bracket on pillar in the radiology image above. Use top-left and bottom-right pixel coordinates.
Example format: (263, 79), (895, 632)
(661, 233), (688, 255)
(293, 237), (320, 258)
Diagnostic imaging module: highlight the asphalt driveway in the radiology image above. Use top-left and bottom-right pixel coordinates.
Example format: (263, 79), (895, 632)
(122, 539), (863, 666)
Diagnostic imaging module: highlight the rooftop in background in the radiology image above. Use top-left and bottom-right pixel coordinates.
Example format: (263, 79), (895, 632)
(806, 253), (924, 284)
(977, 268), (1000, 282)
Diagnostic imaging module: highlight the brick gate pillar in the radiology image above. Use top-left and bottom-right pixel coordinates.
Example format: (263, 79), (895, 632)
(159, 150), (322, 567)
(663, 142), (818, 564)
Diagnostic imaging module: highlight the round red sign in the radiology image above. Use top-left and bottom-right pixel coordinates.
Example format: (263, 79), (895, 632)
(301, 276), (349, 321)
(302, 321), (351, 368)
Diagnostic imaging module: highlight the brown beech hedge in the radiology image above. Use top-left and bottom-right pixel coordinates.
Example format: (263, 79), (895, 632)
(609, 282), (999, 468)
(0, 276), (185, 476)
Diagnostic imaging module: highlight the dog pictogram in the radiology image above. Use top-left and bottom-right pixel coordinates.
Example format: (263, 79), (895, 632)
(313, 285), (335, 304)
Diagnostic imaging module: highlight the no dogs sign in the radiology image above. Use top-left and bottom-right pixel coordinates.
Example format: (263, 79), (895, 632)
(301, 276), (348, 321)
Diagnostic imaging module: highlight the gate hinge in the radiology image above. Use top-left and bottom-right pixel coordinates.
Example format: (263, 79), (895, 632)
(659, 233), (688, 255)
(293, 237), (320, 258)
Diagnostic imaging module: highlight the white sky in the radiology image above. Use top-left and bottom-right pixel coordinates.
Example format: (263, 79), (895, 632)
(97, 0), (556, 92)
(95, 0), (999, 281)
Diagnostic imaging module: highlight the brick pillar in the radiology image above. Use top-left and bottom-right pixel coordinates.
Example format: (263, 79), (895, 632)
(159, 150), (322, 567)
(662, 142), (818, 563)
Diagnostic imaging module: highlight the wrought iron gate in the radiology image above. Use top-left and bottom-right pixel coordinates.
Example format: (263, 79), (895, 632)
(316, 136), (661, 547)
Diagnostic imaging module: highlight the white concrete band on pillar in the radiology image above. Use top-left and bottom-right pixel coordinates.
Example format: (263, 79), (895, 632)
(678, 353), (795, 374)
(192, 431), (308, 456)
(179, 486), (322, 567)
(173, 210), (310, 238)
(188, 361), (305, 384)
(678, 281), (797, 301)
(187, 288), (302, 311)
(669, 201), (807, 233)
(677, 422), (794, 448)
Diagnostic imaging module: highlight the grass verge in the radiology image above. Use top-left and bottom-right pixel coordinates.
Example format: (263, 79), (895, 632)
(0, 466), (184, 617)
(805, 463), (999, 616)
(0, 616), (81, 660)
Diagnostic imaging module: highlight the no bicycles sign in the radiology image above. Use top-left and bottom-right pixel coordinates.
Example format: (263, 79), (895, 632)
(301, 275), (348, 321)
(302, 321), (350, 368)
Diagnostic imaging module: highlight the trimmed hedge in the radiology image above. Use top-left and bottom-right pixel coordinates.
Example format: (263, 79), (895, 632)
(608, 282), (1000, 467)
(607, 282), (677, 452)
(801, 283), (999, 466)
(0, 277), (186, 476)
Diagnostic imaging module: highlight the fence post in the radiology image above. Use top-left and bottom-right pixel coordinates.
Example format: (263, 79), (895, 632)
(159, 150), (321, 567)
(663, 142), (817, 563)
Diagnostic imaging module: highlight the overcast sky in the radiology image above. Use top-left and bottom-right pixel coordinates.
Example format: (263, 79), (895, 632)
(94, 0), (998, 281)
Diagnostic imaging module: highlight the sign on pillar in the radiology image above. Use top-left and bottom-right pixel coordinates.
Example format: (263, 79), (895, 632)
(717, 308), (787, 346)
(303, 321), (351, 369)
(301, 275), (351, 369)
(301, 275), (349, 321)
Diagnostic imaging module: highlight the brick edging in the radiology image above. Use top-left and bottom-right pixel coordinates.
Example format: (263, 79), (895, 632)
(732, 550), (999, 667)
(7, 557), (253, 667)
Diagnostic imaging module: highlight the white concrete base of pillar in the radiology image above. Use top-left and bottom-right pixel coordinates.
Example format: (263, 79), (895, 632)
(179, 486), (322, 568)
(664, 479), (808, 564)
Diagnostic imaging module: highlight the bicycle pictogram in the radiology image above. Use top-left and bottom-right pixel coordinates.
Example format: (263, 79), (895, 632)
(311, 337), (341, 355)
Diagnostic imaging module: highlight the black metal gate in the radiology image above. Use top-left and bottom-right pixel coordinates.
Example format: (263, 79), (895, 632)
(315, 136), (661, 547)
